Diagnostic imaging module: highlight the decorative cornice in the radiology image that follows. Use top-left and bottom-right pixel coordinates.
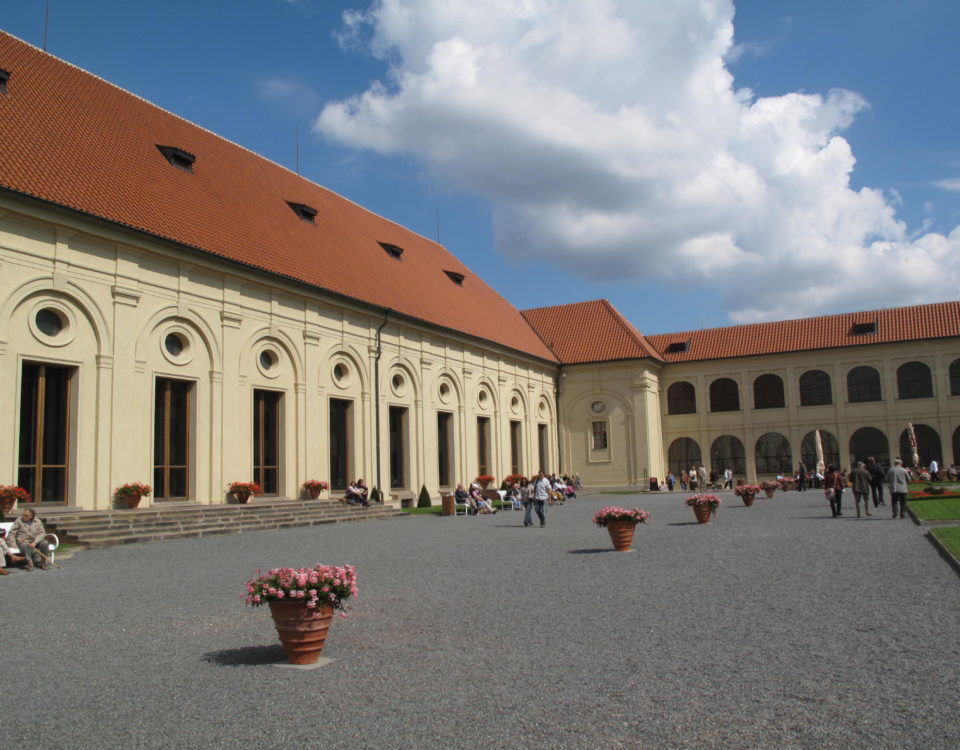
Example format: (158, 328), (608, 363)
(112, 284), (141, 307)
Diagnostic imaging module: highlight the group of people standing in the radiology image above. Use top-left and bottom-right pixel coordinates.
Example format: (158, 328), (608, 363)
(665, 467), (734, 492)
(455, 471), (554, 527)
(812, 456), (912, 519)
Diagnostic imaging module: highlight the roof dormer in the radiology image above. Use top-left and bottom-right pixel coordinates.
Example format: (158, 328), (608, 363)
(156, 145), (195, 173)
(286, 201), (317, 224)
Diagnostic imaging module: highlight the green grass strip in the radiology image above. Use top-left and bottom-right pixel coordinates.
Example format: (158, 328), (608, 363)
(908, 497), (960, 521)
(931, 527), (960, 562)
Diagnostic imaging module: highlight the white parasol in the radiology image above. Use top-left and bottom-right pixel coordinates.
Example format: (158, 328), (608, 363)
(815, 429), (825, 474)
(907, 422), (919, 468)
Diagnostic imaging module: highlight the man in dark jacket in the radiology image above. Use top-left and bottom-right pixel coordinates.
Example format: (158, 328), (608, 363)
(866, 457), (886, 507)
(850, 461), (873, 518)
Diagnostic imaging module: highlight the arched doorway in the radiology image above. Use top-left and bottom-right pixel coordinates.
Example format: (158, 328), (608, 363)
(711, 435), (746, 475)
(801, 430), (839, 471)
(848, 427), (889, 468)
(668, 437), (702, 477)
(898, 424), (942, 468)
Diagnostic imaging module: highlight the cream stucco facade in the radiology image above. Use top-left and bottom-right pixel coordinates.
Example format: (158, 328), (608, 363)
(0, 195), (559, 509)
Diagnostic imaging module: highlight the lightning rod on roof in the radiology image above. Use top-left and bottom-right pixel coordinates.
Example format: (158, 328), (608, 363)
(43, 0), (49, 51)
(296, 127), (300, 175)
(436, 207), (441, 245)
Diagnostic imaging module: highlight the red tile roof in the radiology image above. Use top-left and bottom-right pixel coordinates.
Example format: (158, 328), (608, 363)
(0, 32), (556, 362)
(645, 302), (960, 362)
(522, 300), (663, 364)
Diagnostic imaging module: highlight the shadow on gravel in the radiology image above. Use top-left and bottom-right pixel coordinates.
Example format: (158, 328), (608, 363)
(202, 644), (286, 667)
(568, 548), (616, 554)
(666, 521), (707, 526)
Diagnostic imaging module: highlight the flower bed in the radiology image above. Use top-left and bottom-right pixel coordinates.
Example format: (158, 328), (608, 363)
(243, 564), (358, 613)
(592, 506), (651, 526)
(685, 493), (721, 508)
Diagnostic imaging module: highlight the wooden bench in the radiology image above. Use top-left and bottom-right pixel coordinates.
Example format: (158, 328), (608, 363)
(0, 521), (60, 566)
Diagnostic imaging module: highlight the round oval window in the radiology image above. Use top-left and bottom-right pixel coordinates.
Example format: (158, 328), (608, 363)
(260, 350), (276, 370)
(164, 333), (184, 357)
(36, 308), (63, 337)
(334, 363), (347, 382)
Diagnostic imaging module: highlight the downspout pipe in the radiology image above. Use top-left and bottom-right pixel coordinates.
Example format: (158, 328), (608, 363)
(374, 311), (389, 501)
(555, 365), (564, 474)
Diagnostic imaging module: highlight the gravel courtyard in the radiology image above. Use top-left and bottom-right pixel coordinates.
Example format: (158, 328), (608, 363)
(6, 489), (959, 749)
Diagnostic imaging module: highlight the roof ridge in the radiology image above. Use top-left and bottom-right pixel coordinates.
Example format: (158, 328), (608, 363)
(600, 300), (663, 362)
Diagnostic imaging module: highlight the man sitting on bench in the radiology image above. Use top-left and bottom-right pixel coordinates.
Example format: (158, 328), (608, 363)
(6, 507), (52, 571)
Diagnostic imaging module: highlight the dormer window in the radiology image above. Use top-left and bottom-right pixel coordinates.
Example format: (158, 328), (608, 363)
(851, 322), (877, 336)
(156, 145), (195, 173)
(0, 69), (10, 95)
(444, 270), (465, 285)
(379, 242), (404, 259)
(665, 341), (689, 353)
(286, 201), (317, 224)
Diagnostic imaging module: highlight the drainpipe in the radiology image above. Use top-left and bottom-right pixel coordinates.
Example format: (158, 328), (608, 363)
(374, 311), (389, 501)
(555, 366), (565, 473)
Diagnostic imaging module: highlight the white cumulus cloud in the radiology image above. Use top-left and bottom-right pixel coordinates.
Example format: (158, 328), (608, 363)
(314, 0), (960, 322)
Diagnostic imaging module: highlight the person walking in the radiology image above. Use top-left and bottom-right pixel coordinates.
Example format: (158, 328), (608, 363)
(849, 461), (872, 518)
(797, 462), (808, 492)
(526, 471), (549, 527)
(866, 456), (886, 507)
(823, 464), (844, 517)
(886, 458), (911, 519)
(723, 467), (733, 490)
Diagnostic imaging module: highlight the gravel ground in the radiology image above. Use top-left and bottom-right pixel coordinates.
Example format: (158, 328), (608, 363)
(6, 490), (960, 749)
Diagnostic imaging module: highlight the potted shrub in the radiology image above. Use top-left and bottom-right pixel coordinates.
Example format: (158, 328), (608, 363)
(0, 485), (32, 517)
(759, 480), (780, 498)
(243, 564), (358, 665)
(686, 493), (721, 523)
(114, 482), (151, 509)
(592, 506), (651, 551)
(301, 479), (329, 500)
(734, 484), (761, 506)
(229, 481), (261, 504)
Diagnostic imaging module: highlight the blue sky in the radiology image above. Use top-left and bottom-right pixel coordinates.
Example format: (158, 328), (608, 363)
(4, 0), (958, 334)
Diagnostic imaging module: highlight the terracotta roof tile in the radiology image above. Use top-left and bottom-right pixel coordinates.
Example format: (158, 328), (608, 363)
(0, 32), (556, 363)
(645, 302), (960, 362)
(522, 300), (663, 364)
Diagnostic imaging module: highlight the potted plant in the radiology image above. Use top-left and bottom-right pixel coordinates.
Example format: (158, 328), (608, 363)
(759, 480), (780, 498)
(734, 484), (761, 507)
(0, 485), (32, 517)
(476, 475), (495, 489)
(114, 482), (151, 509)
(777, 477), (796, 492)
(229, 481), (261, 504)
(686, 493), (721, 523)
(243, 564), (358, 665)
(301, 479), (329, 500)
(592, 506), (651, 551)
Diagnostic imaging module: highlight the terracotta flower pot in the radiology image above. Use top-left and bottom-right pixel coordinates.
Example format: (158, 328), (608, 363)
(742, 492), (756, 507)
(1, 496), (15, 514)
(764, 488), (776, 498)
(124, 495), (142, 509)
(692, 504), (713, 524)
(479, 479), (491, 489)
(606, 520), (636, 551)
(268, 600), (334, 665)
(307, 487), (322, 500)
(233, 491), (251, 504)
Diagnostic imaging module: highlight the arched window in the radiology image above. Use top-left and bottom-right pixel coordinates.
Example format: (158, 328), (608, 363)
(897, 361), (933, 399)
(668, 437), (702, 477)
(755, 433), (792, 475)
(899, 424), (941, 468)
(753, 374), (785, 409)
(849, 427), (889, 468)
(799, 370), (832, 406)
(847, 366), (881, 403)
(801, 430), (839, 471)
(950, 359), (960, 397)
(709, 378), (740, 412)
(667, 382), (696, 414)
(711, 435), (746, 475)
(953, 426), (960, 466)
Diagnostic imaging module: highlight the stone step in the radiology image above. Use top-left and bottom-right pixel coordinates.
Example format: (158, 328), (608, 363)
(40, 501), (404, 549)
